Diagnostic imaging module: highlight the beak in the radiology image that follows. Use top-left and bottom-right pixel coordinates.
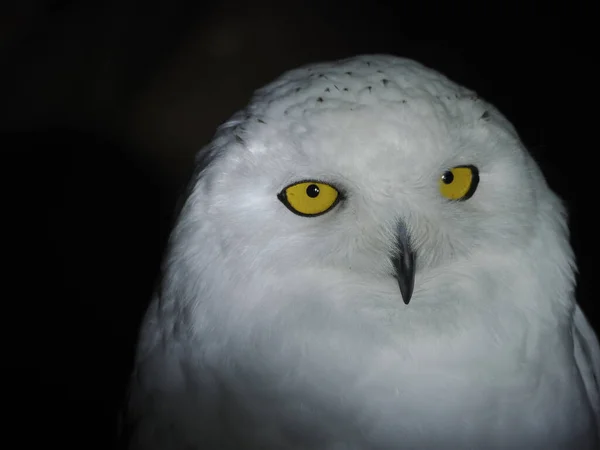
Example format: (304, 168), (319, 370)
(391, 222), (416, 305)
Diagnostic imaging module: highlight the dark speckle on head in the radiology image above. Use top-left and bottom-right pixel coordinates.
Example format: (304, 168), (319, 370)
(345, 71), (353, 76)
(366, 61), (371, 66)
(480, 110), (491, 121)
(382, 79), (389, 86)
(257, 118), (266, 124)
(377, 70), (383, 73)
(402, 100), (407, 104)
(343, 88), (349, 91)
(334, 85), (340, 91)
(317, 97), (324, 103)
(368, 86), (372, 92)
(325, 87), (330, 92)
(295, 87), (301, 92)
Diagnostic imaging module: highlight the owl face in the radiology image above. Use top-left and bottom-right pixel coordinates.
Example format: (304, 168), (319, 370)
(187, 56), (558, 306)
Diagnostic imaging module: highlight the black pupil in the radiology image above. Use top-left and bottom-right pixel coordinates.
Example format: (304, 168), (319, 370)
(306, 184), (320, 198)
(442, 171), (454, 184)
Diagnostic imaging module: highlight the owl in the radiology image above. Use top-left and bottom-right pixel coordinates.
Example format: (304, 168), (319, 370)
(126, 55), (600, 449)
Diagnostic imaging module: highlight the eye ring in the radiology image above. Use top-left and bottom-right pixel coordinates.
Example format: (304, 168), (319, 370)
(439, 165), (479, 201)
(278, 180), (342, 217)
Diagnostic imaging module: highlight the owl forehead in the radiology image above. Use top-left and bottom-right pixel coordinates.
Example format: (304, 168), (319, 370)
(215, 55), (511, 195)
(246, 99), (478, 188)
(291, 110), (450, 173)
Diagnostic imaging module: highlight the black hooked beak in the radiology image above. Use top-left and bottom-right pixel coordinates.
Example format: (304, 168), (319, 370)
(391, 222), (416, 305)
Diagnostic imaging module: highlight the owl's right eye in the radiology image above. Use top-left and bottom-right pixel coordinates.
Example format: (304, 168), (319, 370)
(277, 180), (340, 217)
(439, 165), (479, 201)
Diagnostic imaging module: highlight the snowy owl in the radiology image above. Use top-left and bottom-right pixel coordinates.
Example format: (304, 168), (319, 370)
(125, 55), (600, 449)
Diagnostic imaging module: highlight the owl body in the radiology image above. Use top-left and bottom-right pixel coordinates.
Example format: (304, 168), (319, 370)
(127, 55), (600, 449)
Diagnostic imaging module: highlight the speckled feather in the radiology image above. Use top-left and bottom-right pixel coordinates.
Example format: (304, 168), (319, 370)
(126, 55), (600, 450)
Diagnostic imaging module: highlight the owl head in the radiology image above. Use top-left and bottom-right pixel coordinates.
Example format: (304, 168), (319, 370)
(165, 55), (574, 335)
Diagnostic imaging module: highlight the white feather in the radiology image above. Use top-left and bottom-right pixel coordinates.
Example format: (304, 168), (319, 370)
(126, 54), (600, 449)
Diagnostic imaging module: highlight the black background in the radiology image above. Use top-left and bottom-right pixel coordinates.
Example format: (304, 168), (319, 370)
(1, 1), (596, 448)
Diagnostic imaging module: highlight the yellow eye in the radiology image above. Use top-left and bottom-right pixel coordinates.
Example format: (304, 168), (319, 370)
(278, 181), (340, 217)
(439, 165), (479, 201)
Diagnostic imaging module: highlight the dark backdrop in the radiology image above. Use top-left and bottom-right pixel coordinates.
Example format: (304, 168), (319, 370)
(1, 1), (595, 448)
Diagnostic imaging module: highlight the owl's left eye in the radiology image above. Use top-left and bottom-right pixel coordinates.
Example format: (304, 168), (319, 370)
(278, 181), (340, 217)
(439, 165), (479, 201)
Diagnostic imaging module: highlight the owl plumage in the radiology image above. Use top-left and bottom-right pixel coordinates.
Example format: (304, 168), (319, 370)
(126, 55), (600, 450)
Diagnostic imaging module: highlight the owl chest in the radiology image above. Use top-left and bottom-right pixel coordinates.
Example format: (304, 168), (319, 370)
(218, 333), (596, 448)
(333, 343), (595, 447)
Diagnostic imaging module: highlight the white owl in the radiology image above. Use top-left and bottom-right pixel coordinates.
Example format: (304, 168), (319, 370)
(125, 55), (600, 449)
